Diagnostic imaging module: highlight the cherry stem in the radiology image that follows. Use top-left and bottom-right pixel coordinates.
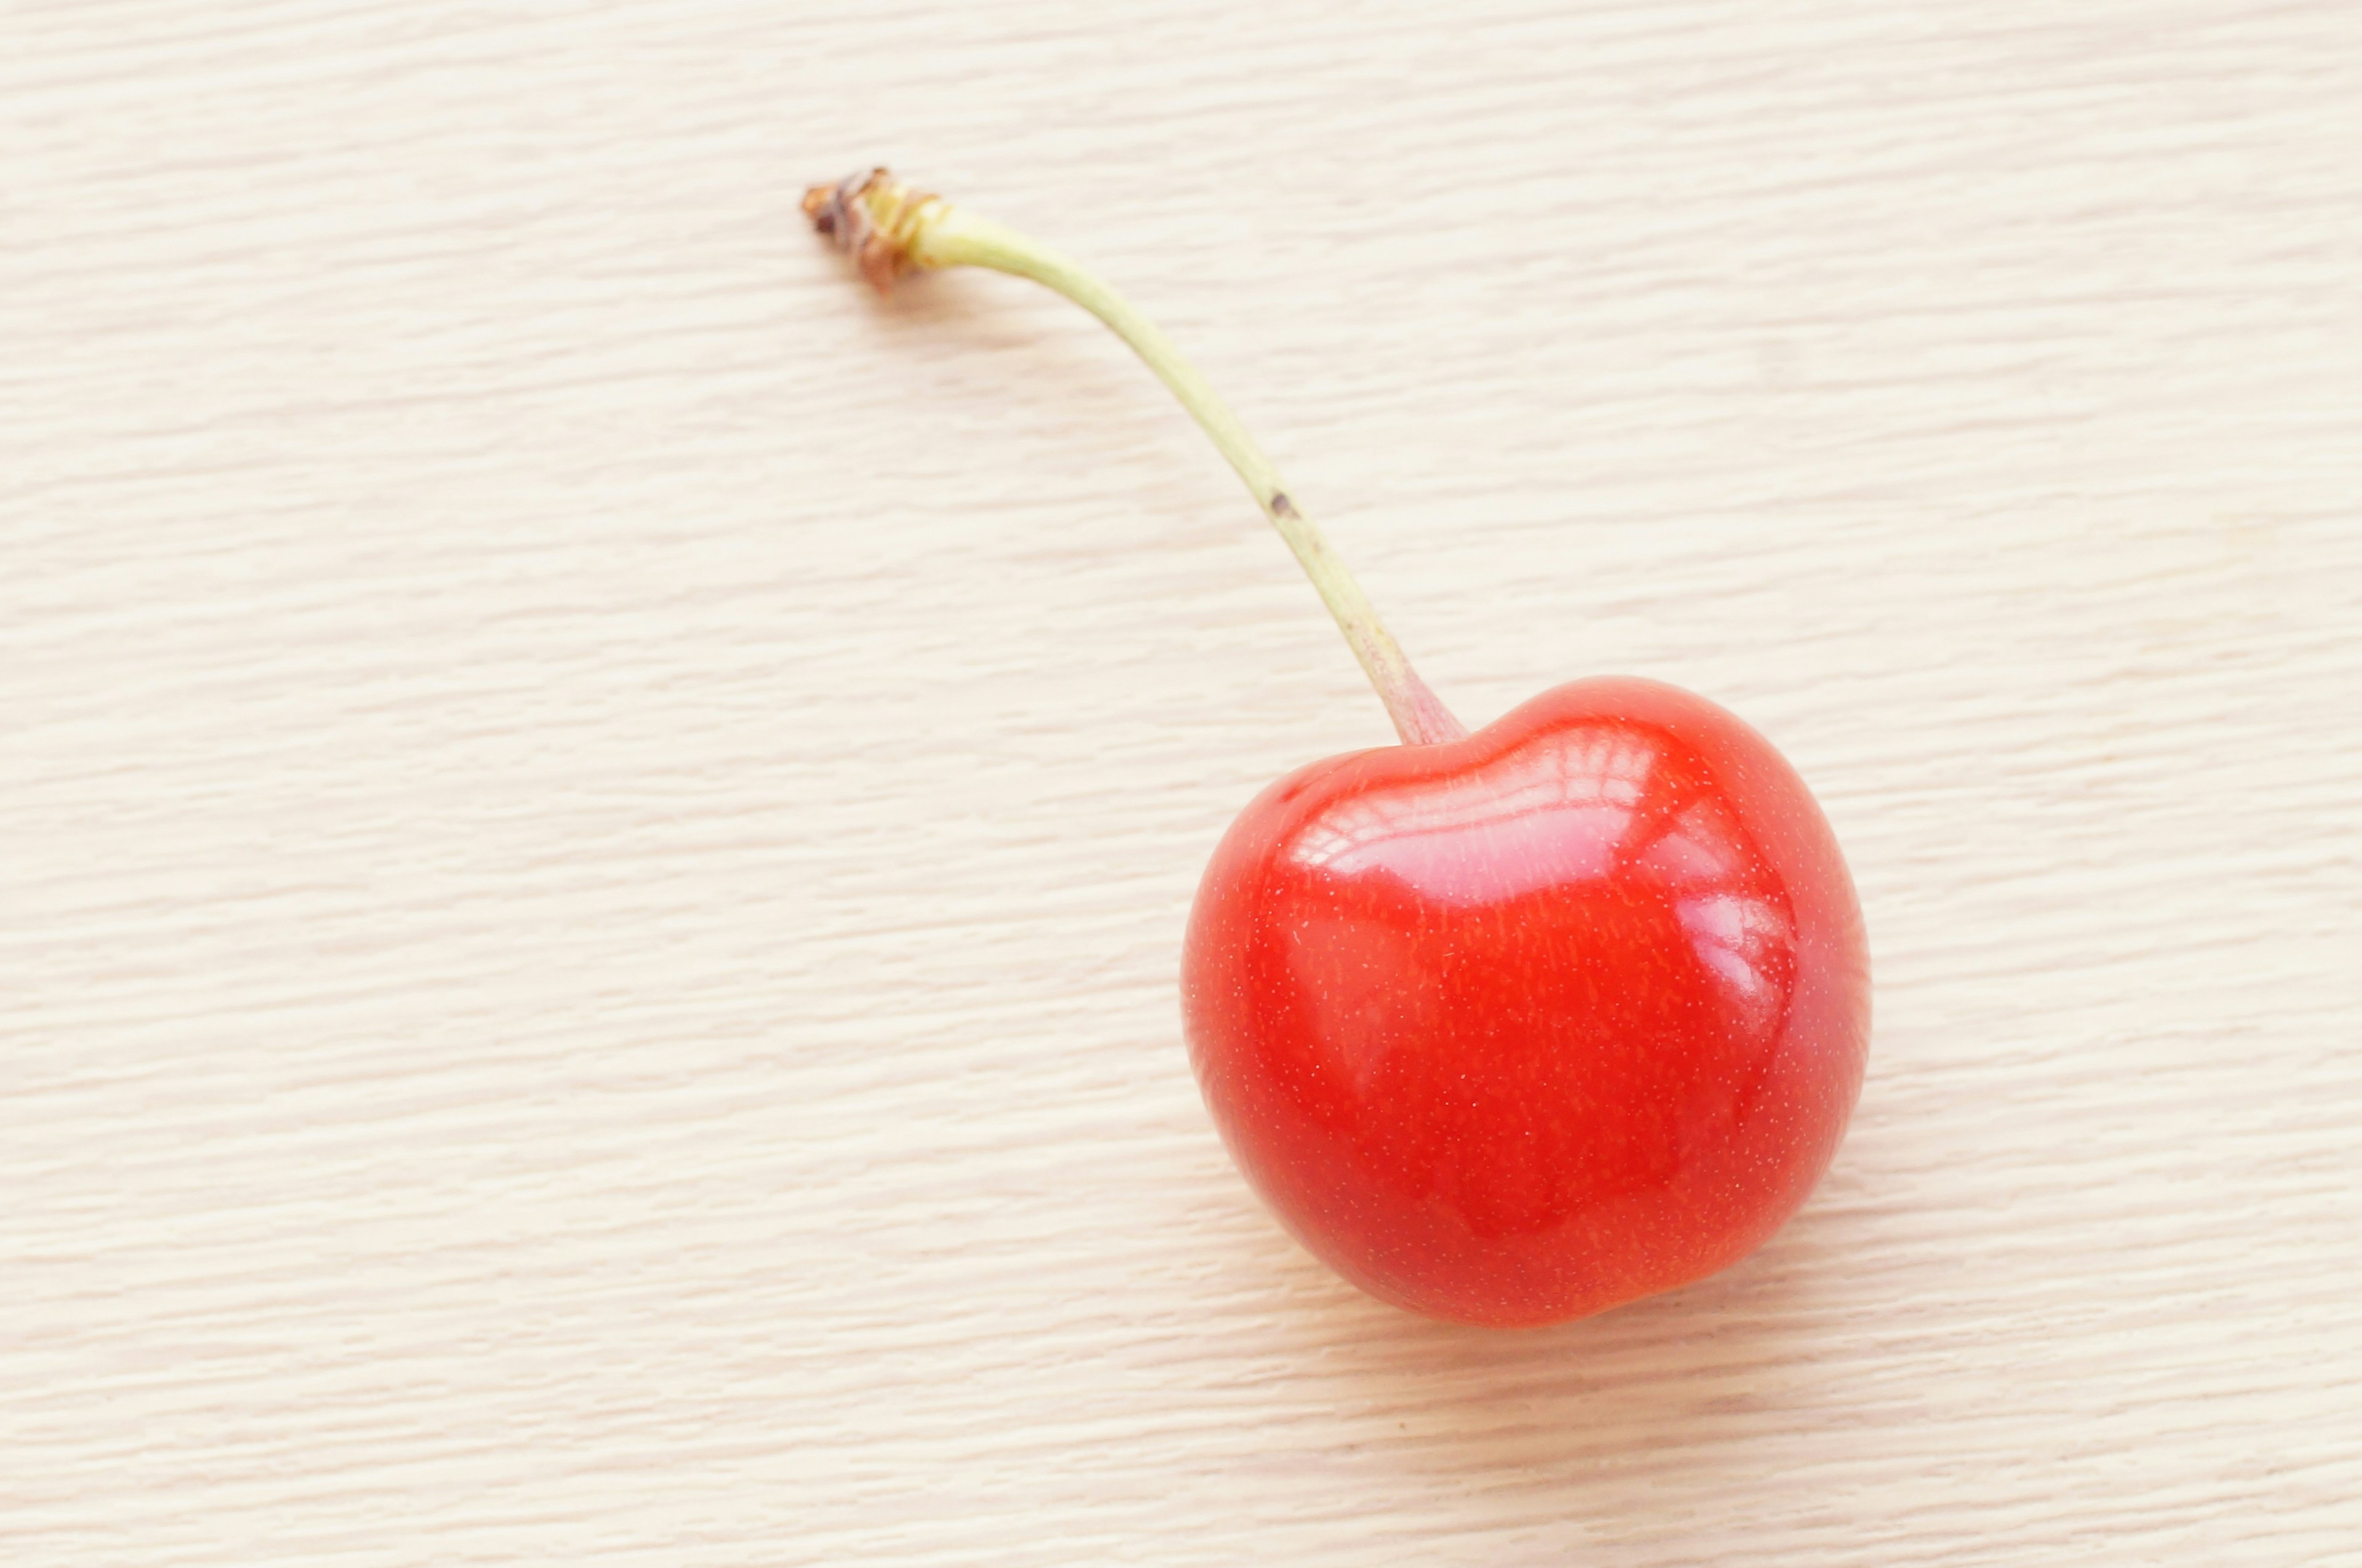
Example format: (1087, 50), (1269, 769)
(803, 170), (1468, 747)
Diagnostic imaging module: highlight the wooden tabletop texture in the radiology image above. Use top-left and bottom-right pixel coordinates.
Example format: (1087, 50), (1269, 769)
(5, 2), (2360, 1563)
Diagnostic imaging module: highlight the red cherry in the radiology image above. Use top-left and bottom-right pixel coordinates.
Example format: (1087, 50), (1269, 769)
(808, 170), (1871, 1327)
(1183, 678), (1869, 1327)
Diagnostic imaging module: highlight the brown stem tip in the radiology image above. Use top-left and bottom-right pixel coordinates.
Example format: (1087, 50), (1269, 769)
(802, 168), (944, 295)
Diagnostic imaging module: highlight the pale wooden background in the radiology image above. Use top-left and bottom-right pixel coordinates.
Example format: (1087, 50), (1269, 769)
(5, 2), (2360, 1563)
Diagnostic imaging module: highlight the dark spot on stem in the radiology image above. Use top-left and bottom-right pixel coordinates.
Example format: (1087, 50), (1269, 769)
(1270, 492), (1297, 518)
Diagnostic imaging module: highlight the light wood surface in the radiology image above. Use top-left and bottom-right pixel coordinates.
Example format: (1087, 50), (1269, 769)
(6, 3), (2360, 1562)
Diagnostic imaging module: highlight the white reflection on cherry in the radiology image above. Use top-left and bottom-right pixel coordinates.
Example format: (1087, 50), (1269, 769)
(1284, 726), (1794, 1024)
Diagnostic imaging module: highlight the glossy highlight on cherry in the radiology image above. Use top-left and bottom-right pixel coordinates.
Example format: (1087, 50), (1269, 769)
(806, 169), (1871, 1328)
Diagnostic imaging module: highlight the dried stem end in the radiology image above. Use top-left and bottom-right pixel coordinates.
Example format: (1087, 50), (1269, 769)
(801, 169), (949, 295)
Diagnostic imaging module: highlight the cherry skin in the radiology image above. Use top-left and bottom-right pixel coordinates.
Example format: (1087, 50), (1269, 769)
(1182, 677), (1869, 1327)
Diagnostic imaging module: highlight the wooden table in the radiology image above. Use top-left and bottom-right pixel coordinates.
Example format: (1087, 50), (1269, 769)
(6, 3), (2358, 1561)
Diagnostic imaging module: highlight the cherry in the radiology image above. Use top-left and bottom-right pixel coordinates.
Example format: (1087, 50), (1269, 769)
(807, 170), (1871, 1327)
(1185, 678), (1867, 1325)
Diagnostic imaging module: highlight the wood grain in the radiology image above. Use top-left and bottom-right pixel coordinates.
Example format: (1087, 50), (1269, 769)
(5, 2), (2359, 1562)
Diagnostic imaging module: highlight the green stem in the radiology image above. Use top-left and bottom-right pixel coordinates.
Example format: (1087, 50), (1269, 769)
(806, 170), (1466, 747)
